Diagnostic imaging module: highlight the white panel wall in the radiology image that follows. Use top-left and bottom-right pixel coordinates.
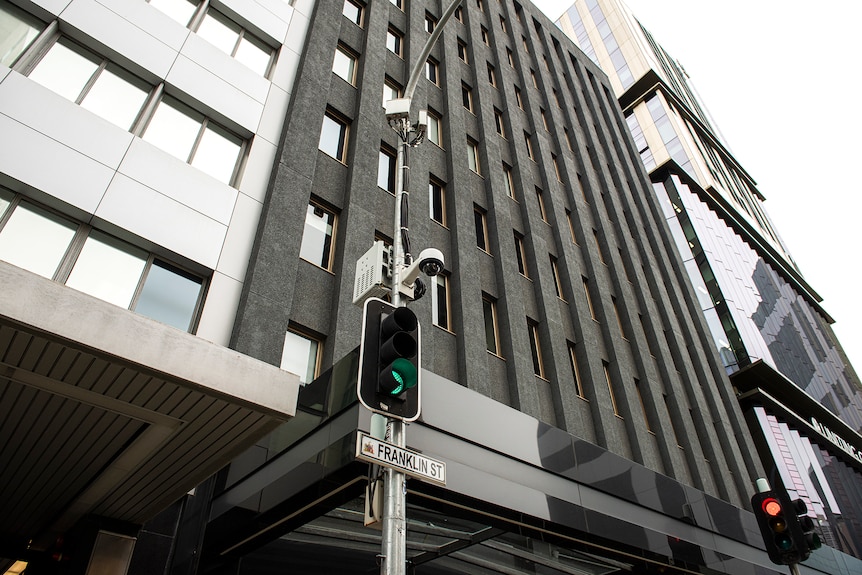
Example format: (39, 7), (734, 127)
(2, 0), (315, 345)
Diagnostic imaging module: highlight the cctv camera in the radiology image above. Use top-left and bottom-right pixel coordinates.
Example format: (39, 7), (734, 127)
(415, 248), (444, 277)
(400, 248), (445, 290)
(419, 256), (443, 277)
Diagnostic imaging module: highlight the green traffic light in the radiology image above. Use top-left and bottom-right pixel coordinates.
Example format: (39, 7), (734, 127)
(385, 357), (417, 395)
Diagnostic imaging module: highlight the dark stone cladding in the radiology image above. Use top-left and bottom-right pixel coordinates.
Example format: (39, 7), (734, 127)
(231, 0), (762, 510)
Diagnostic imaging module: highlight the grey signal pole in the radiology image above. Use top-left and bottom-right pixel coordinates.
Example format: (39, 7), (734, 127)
(380, 2), (462, 574)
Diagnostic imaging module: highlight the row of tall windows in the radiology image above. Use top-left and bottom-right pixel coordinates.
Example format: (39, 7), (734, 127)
(0, 189), (205, 332)
(147, 0), (276, 77)
(2, 3), (248, 186)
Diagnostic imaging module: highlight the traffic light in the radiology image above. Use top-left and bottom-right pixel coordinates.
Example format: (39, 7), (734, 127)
(751, 490), (818, 565)
(792, 498), (822, 560)
(357, 298), (421, 421)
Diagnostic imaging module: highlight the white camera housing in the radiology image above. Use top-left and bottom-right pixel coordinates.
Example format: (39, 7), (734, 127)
(401, 248), (445, 292)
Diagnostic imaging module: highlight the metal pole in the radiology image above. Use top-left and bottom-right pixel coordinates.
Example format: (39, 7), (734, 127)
(380, 419), (406, 575)
(380, 3), (463, 573)
(788, 563), (801, 575)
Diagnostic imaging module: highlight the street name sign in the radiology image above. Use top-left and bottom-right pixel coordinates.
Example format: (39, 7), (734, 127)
(356, 432), (446, 486)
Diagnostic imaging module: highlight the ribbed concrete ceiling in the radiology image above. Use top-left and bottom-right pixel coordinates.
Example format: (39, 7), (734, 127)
(0, 262), (299, 555)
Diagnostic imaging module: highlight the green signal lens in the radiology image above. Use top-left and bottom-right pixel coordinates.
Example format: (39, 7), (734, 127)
(384, 358), (417, 395)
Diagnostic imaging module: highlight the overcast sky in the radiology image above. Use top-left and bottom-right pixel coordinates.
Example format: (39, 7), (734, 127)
(532, 0), (862, 373)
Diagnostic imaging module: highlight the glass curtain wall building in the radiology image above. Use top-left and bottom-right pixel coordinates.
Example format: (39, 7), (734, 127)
(557, 0), (862, 563)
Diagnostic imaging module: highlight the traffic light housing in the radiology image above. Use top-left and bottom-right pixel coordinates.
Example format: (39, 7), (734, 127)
(357, 298), (421, 421)
(792, 498), (822, 559)
(751, 490), (819, 565)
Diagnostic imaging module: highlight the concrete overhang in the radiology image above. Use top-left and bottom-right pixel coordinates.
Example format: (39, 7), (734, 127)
(0, 261), (299, 552)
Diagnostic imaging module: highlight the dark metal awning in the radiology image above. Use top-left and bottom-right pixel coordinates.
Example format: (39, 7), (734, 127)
(0, 262), (299, 554)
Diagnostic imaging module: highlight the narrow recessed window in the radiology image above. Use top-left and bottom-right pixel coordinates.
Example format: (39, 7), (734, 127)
(481, 26), (489, 45)
(429, 177), (446, 225)
(664, 395), (683, 447)
(583, 277), (596, 320)
(531, 69), (538, 88)
(342, 0), (363, 26)
(552, 154), (562, 181)
(333, 45), (357, 85)
(29, 38), (150, 131)
(487, 62), (497, 87)
(515, 86), (524, 109)
(522, 35), (529, 53)
(457, 39), (468, 63)
(455, 6), (463, 21)
(390, 0), (403, 10)
(540, 108), (549, 131)
(474, 206), (489, 252)
(318, 110), (349, 163)
(425, 11), (437, 33)
(0, 2), (42, 67)
(432, 274), (450, 330)
(535, 186), (548, 222)
(476, 0), (483, 11)
(483, 294), (500, 355)
(612, 296), (627, 339)
(564, 127), (573, 151)
(524, 132), (535, 160)
(552, 88), (561, 107)
(467, 139), (481, 174)
(427, 110), (442, 147)
(426, 58), (439, 84)
(528, 320), (545, 378)
(281, 327), (322, 385)
(461, 83), (474, 112)
(568, 344), (586, 398)
(503, 163), (516, 199)
(550, 255), (564, 299)
(566, 209), (578, 244)
(499, 15), (507, 31)
(514, 233), (528, 277)
(300, 201), (337, 270)
(592, 229), (605, 262)
(635, 379), (652, 431)
(494, 108), (505, 137)
(378, 145), (396, 193)
(383, 77), (402, 107)
(603, 362), (621, 416)
(506, 48), (514, 67)
(386, 27), (403, 56)
(144, 96), (243, 184)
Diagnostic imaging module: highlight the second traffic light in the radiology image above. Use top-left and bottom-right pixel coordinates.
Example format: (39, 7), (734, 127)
(358, 298), (421, 421)
(751, 490), (819, 565)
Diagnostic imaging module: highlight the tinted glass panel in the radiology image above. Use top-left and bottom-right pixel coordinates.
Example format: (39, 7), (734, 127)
(143, 97), (203, 161)
(66, 232), (146, 307)
(299, 203), (334, 269)
(0, 3), (42, 67)
(135, 260), (202, 330)
(191, 123), (242, 184)
(0, 202), (75, 278)
(319, 114), (346, 161)
(234, 34), (271, 76)
(197, 10), (239, 55)
(29, 39), (99, 102)
(281, 330), (318, 384)
(80, 66), (149, 130)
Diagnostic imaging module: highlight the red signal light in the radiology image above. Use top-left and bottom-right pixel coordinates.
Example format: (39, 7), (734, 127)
(762, 497), (782, 517)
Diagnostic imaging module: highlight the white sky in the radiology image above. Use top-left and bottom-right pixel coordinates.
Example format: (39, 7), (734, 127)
(532, 0), (862, 374)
